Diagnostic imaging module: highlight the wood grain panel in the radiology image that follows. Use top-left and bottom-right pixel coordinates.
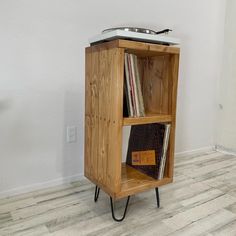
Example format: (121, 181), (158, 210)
(90, 40), (180, 55)
(149, 44), (180, 54)
(84, 48), (92, 178)
(117, 40), (180, 54)
(115, 163), (172, 199)
(141, 55), (170, 115)
(106, 48), (124, 193)
(165, 54), (180, 179)
(85, 46), (124, 194)
(85, 39), (180, 199)
(123, 114), (172, 126)
(118, 40), (149, 51)
(97, 49), (106, 185)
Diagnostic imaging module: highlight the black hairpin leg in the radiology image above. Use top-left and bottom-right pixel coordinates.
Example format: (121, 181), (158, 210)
(155, 188), (160, 208)
(110, 196), (130, 222)
(94, 186), (100, 202)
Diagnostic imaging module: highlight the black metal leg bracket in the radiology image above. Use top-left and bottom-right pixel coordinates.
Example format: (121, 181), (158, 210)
(110, 196), (130, 222)
(94, 185), (160, 221)
(155, 187), (160, 208)
(94, 186), (100, 202)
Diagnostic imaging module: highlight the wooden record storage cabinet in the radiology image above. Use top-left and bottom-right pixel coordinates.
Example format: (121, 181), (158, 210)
(85, 39), (180, 221)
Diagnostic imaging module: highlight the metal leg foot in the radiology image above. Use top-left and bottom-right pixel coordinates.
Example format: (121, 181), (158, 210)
(110, 196), (130, 222)
(94, 186), (100, 202)
(155, 188), (160, 208)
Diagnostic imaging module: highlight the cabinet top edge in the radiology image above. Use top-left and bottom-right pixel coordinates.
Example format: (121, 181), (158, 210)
(85, 39), (180, 55)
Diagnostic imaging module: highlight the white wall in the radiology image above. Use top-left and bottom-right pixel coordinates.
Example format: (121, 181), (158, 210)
(217, 0), (236, 152)
(0, 0), (226, 196)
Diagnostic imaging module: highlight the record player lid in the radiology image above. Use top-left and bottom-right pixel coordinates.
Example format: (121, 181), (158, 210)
(89, 28), (180, 46)
(102, 27), (172, 35)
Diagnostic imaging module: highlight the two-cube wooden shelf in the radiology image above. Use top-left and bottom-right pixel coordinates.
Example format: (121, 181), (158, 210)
(85, 39), (180, 200)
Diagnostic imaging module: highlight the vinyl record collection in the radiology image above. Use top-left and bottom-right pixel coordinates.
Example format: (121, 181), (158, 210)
(124, 53), (171, 179)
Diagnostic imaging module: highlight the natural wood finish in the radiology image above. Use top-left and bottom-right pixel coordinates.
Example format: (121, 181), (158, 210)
(123, 114), (172, 126)
(118, 40), (149, 51)
(149, 44), (180, 54)
(88, 39), (180, 55)
(141, 55), (170, 114)
(88, 40), (119, 52)
(118, 40), (180, 54)
(125, 49), (169, 58)
(85, 39), (180, 200)
(115, 163), (172, 199)
(85, 46), (124, 194)
(165, 54), (180, 178)
(84, 48), (92, 179)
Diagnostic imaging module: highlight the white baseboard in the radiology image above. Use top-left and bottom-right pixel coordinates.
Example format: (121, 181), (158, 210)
(175, 146), (215, 158)
(0, 173), (84, 199)
(215, 145), (236, 156)
(0, 146), (217, 199)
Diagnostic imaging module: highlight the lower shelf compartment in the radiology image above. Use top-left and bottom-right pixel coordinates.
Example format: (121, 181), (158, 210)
(115, 163), (172, 199)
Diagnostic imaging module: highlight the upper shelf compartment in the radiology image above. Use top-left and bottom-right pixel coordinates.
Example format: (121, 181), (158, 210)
(123, 52), (176, 118)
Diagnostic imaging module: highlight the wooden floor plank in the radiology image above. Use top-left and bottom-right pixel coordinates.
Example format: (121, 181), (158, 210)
(0, 151), (236, 235)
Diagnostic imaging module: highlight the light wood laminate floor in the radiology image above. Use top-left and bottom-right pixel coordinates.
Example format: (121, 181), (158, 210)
(1, 151), (236, 236)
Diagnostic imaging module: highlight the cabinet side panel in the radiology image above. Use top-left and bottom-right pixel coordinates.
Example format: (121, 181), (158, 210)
(166, 54), (180, 178)
(85, 48), (92, 178)
(97, 49), (107, 186)
(85, 46), (124, 194)
(85, 48), (100, 181)
(105, 48), (124, 193)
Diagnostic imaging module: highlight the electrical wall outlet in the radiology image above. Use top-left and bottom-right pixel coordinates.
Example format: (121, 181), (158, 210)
(66, 126), (77, 143)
